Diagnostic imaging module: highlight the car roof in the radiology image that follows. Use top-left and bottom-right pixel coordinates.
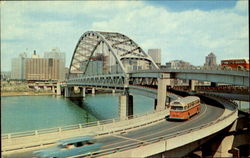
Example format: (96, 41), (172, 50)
(58, 136), (93, 146)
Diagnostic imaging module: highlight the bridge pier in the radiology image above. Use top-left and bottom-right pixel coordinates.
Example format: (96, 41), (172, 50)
(202, 133), (234, 157)
(156, 76), (170, 111)
(92, 88), (95, 95)
(119, 90), (133, 120)
(201, 115), (250, 157)
(52, 86), (55, 93)
(189, 80), (196, 91)
(81, 87), (86, 97)
(56, 83), (61, 95)
(64, 87), (70, 97)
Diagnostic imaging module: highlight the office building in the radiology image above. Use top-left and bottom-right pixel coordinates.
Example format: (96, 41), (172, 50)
(25, 57), (60, 81)
(44, 48), (65, 80)
(11, 52), (27, 80)
(204, 52), (217, 67)
(148, 49), (161, 66)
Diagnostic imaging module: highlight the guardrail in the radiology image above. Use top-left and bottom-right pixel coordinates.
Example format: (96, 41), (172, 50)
(70, 94), (238, 158)
(1, 109), (169, 153)
(1, 110), (162, 140)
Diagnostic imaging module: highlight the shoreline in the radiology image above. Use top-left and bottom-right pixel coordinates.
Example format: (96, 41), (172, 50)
(1, 91), (55, 97)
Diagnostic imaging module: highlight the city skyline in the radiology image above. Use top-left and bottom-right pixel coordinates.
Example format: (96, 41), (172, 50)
(1, 0), (248, 71)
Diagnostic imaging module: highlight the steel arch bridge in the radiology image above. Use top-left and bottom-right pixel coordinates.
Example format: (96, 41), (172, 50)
(68, 31), (159, 79)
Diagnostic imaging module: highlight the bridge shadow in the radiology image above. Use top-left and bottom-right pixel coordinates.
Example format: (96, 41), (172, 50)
(68, 97), (103, 120)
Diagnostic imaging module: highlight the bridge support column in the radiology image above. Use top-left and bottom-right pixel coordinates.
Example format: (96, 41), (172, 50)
(81, 87), (86, 97)
(156, 77), (169, 111)
(52, 86), (55, 93)
(64, 87), (73, 98)
(189, 80), (196, 91)
(112, 89), (115, 94)
(56, 83), (61, 95)
(92, 88), (95, 94)
(43, 86), (47, 91)
(202, 135), (234, 157)
(119, 91), (133, 120)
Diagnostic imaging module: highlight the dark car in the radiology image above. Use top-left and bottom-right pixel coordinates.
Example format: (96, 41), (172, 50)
(33, 136), (101, 158)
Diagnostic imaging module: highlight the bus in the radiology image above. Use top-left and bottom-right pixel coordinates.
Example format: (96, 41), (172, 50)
(221, 58), (249, 70)
(169, 96), (201, 120)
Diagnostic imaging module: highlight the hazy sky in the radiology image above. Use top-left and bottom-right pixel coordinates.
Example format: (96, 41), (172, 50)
(1, 0), (248, 71)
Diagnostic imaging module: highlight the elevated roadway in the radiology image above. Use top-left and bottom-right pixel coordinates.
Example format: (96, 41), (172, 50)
(3, 94), (237, 158)
(129, 68), (249, 87)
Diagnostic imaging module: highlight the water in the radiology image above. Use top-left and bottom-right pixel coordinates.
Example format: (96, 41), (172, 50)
(1, 94), (154, 134)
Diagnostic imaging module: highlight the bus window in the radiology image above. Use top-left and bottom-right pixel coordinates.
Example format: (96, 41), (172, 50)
(171, 106), (183, 110)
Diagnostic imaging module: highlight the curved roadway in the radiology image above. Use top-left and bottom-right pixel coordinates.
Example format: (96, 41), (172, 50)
(3, 101), (225, 158)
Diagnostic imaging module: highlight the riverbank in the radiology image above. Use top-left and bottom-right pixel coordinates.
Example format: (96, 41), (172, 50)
(1, 91), (55, 97)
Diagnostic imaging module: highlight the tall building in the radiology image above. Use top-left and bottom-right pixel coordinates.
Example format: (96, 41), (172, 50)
(204, 52), (217, 67)
(44, 48), (65, 80)
(25, 57), (60, 81)
(148, 49), (161, 66)
(11, 52), (27, 80)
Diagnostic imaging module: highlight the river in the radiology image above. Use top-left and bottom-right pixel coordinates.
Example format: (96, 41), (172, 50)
(1, 94), (154, 134)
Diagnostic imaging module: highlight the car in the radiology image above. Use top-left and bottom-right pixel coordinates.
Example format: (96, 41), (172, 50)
(33, 136), (101, 158)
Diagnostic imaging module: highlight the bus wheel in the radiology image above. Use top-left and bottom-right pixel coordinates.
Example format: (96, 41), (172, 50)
(237, 66), (244, 71)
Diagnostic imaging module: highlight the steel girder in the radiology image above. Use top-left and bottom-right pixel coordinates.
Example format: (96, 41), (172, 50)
(68, 31), (159, 79)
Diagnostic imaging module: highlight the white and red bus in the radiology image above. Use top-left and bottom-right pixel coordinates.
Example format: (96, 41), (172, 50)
(221, 58), (249, 70)
(169, 96), (201, 120)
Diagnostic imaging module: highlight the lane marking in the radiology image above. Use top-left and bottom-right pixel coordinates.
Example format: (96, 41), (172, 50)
(103, 104), (209, 148)
(112, 135), (149, 144)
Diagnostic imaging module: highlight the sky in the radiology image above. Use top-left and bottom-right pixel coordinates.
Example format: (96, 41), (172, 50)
(1, 0), (249, 71)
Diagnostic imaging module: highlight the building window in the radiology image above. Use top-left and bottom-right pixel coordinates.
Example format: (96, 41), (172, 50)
(49, 58), (53, 67)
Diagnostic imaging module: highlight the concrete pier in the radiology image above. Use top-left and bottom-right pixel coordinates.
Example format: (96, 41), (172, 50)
(189, 80), (196, 91)
(119, 93), (133, 120)
(91, 88), (95, 94)
(82, 87), (86, 97)
(156, 78), (168, 111)
(56, 83), (61, 95)
(52, 86), (55, 93)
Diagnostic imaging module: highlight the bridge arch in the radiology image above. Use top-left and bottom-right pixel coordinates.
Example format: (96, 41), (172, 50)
(68, 31), (158, 79)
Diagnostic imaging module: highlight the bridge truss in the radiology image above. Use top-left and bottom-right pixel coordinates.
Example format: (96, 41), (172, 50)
(69, 31), (159, 79)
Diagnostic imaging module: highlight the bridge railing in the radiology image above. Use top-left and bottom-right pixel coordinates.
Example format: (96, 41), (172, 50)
(1, 110), (160, 140)
(70, 95), (238, 158)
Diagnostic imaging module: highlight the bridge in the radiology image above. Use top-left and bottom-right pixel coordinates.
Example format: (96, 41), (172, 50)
(2, 31), (249, 157)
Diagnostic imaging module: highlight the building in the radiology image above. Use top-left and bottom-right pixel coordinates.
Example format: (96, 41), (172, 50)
(165, 60), (194, 69)
(148, 49), (161, 66)
(11, 52), (27, 80)
(1, 71), (11, 81)
(80, 60), (104, 75)
(44, 48), (65, 80)
(10, 49), (66, 81)
(25, 57), (60, 81)
(204, 52), (217, 67)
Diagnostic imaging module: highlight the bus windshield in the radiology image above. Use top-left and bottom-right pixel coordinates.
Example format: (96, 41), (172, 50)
(171, 106), (183, 111)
